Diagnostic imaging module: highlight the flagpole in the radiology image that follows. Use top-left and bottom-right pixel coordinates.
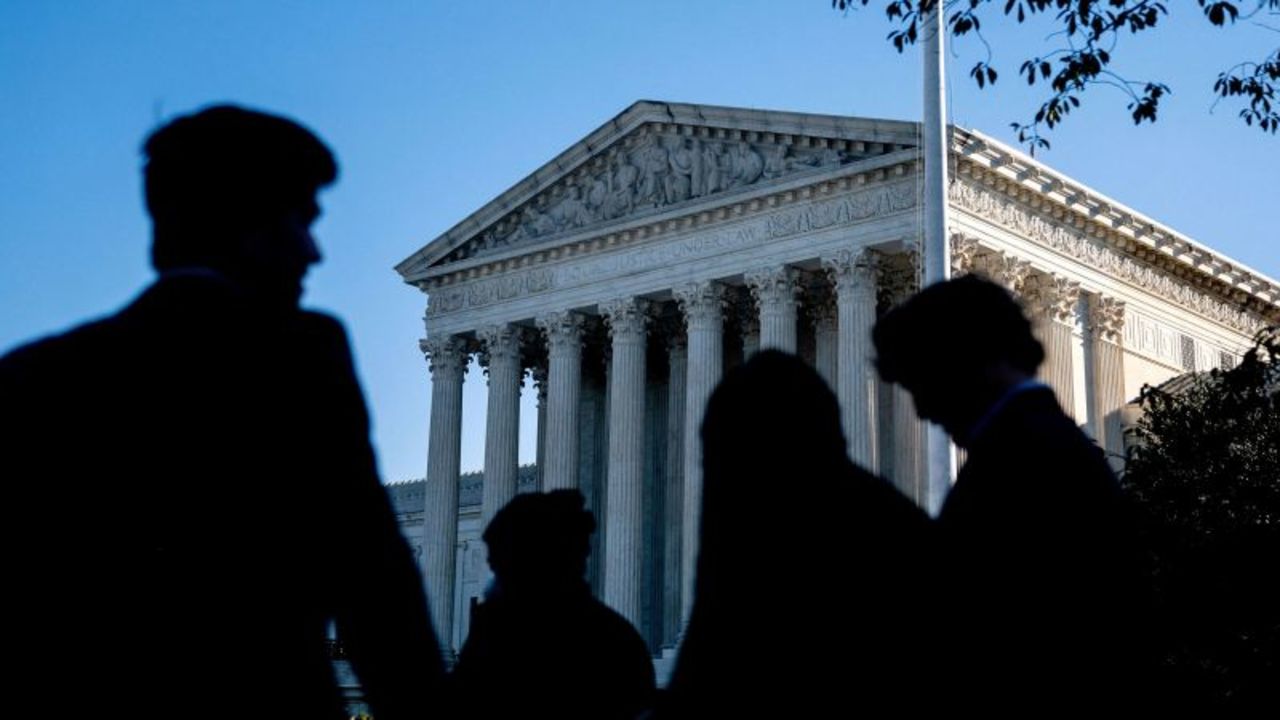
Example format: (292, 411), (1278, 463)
(921, 0), (955, 515)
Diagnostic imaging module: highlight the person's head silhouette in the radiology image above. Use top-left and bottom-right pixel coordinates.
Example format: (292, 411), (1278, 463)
(872, 274), (1044, 445)
(482, 490), (595, 596)
(142, 105), (338, 309)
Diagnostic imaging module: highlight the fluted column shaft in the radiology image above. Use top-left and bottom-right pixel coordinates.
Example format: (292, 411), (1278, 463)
(825, 249), (879, 471)
(747, 266), (800, 354)
(812, 298), (838, 390)
(673, 281), (725, 626)
(738, 299), (760, 359)
(663, 335), (687, 649)
(880, 253), (925, 504)
(532, 365), (548, 490)
(601, 298), (650, 627)
(537, 311), (584, 491)
(1089, 295), (1127, 472)
(1027, 275), (1081, 418)
(479, 325), (523, 525)
(421, 335), (467, 659)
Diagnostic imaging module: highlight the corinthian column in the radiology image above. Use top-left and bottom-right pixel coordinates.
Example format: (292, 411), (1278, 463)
(537, 311), (585, 491)
(824, 248), (879, 471)
(809, 286), (839, 390)
(1025, 274), (1081, 418)
(1088, 295), (1127, 471)
(662, 331), (687, 649)
(531, 363), (548, 489)
(420, 334), (468, 660)
(879, 251), (925, 502)
(746, 265), (801, 353)
(735, 287), (760, 359)
(478, 324), (523, 526)
(673, 280), (725, 626)
(600, 297), (650, 627)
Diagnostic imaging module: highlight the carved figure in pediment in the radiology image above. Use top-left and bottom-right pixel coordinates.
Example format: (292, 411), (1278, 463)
(585, 174), (608, 216)
(728, 142), (763, 187)
(604, 151), (639, 219)
(532, 203), (557, 236)
(716, 143), (736, 189)
(490, 219), (516, 248)
(673, 137), (704, 198)
(701, 142), (724, 195)
(763, 144), (789, 179)
(661, 135), (691, 204)
(786, 149), (821, 171)
(551, 184), (593, 230)
(637, 140), (670, 208)
(510, 205), (554, 243)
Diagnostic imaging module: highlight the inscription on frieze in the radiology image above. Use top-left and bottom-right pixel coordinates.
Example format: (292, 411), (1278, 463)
(427, 180), (916, 317)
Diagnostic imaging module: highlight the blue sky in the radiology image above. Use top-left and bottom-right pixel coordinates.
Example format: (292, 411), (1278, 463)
(2, 1), (1276, 482)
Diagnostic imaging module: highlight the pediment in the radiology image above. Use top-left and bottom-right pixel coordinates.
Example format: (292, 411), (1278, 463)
(396, 101), (919, 282)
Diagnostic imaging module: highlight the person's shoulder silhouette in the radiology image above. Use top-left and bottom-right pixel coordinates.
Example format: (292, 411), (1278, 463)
(0, 104), (442, 720)
(663, 350), (932, 717)
(873, 275), (1153, 712)
(450, 490), (655, 719)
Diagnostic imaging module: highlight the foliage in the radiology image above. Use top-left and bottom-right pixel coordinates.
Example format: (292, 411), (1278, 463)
(832, 0), (1280, 154)
(1122, 327), (1279, 709)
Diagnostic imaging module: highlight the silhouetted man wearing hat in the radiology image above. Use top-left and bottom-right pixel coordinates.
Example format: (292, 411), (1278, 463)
(873, 275), (1152, 713)
(0, 105), (442, 719)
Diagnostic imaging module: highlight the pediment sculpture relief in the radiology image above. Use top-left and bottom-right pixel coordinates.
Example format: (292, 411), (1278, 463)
(443, 127), (890, 265)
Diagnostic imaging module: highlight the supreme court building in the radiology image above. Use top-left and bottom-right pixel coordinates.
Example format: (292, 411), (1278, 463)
(393, 101), (1280, 663)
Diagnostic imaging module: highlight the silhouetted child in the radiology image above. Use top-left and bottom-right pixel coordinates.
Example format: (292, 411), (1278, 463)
(449, 490), (656, 718)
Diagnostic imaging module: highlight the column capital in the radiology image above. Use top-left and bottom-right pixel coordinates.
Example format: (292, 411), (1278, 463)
(537, 310), (586, 356)
(971, 250), (1033, 294)
(805, 281), (838, 332)
(745, 265), (801, 309)
(950, 233), (981, 276)
(732, 285), (761, 339)
(1024, 274), (1081, 325)
(673, 280), (727, 331)
(420, 335), (469, 378)
(600, 297), (651, 340)
(877, 249), (921, 308)
(655, 314), (688, 354)
(1088, 294), (1126, 344)
(529, 363), (549, 401)
(822, 247), (878, 294)
(476, 323), (524, 368)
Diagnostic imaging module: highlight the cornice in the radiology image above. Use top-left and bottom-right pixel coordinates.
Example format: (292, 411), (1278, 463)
(949, 181), (1278, 334)
(952, 128), (1280, 312)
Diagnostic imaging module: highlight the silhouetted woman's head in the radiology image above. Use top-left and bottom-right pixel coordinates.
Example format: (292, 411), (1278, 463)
(701, 349), (847, 484)
(696, 351), (849, 588)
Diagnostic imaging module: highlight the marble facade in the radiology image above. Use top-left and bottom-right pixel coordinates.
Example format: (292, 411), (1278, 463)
(395, 101), (1280, 661)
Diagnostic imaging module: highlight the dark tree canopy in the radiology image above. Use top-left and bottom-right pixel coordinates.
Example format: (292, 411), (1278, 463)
(1124, 328), (1279, 540)
(833, 0), (1280, 153)
(1121, 328), (1279, 709)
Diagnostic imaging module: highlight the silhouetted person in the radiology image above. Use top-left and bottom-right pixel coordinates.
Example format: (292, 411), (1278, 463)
(449, 490), (656, 718)
(661, 350), (932, 717)
(0, 105), (442, 719)
(873, 274), (1153, 712)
